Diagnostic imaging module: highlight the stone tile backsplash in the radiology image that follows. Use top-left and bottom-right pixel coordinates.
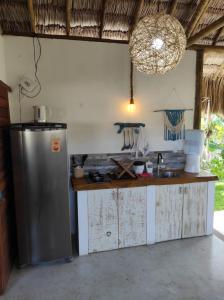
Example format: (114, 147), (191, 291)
(70, 151), (186, 174)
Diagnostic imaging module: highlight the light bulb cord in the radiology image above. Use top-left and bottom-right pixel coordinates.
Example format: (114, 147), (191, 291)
(130, 60), (134, 101)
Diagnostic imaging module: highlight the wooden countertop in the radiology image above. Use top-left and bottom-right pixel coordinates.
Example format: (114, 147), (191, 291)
(72, 171), (218, 191)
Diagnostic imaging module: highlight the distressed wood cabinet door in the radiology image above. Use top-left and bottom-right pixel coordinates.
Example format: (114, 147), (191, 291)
(88, 189), (118, 253)
(182, 182), (208, 238)
(118, 187), (147, 248)
(155, 184), (183, 243)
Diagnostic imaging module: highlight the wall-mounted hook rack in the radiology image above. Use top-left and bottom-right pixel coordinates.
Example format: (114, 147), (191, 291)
(114, 122), (145, 134)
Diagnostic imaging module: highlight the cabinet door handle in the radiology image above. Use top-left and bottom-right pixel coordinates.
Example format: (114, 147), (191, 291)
(184, 187), (188, 194)
(106, 231), (111, 237)
(179, 187), (183, 194)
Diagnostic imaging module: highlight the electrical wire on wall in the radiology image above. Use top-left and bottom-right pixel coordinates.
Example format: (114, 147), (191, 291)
(19, 37), (42, 122)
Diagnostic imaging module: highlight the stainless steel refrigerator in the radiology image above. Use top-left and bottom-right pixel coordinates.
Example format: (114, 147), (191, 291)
(10, 123), (72, 266)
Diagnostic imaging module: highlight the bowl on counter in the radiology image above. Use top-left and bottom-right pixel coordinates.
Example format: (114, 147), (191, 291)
(133, 161), (145, 175)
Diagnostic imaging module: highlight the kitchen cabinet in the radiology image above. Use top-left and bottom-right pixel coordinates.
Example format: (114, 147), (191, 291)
(182, 183), (207, 238)
(155, 184), (183, 242)
(76, 180), (215, 256)
(0, 81), (13, 294)
(118, 187), (146, 248)
(87, 187), (147, 253)
(88, 189), (118, 253)
(155, 182), (208, 243)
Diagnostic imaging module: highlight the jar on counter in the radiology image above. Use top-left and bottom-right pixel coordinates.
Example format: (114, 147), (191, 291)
(74, 166), (84, 179)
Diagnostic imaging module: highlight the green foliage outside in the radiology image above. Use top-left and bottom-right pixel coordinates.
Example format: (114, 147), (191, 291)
(215, 181), (224, 211)
(201, 114), (224, 211)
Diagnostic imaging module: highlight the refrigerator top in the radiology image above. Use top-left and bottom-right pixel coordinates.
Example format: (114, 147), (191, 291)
(10, 122), (67, 130)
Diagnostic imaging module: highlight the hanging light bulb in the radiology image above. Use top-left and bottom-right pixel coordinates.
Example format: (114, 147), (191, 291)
(128, 61), (135, 113)
(128, 97), (135, 113)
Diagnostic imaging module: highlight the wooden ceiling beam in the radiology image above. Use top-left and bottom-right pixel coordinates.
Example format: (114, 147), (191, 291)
(66, 0), (72, 35)
(186, 0), (212, 38)
(129, 0), (145, 38)
(3, 31), (129, 44)
(99, 0), (107, 39)
(189, 44), (224, 51)
(212, 27), (224, 45)
(27, 0), (35, 33)
(168, 0), (178, 16)
(3, 31), (224, 50)
(187, 16), (224, 47)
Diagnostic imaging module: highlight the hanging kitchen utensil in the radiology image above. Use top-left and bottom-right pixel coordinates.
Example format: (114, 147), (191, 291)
(81, 154), (88, 167)
(121, 128), (127, 151)
(127, 128), (131, 150)
(131, 128), (134, 149)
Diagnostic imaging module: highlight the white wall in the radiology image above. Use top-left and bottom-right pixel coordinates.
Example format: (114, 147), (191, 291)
(0, 34), (6, 82)
(4, 36), (196, 154)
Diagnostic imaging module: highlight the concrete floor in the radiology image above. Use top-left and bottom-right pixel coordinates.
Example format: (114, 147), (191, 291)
(2, 236), (224, 300)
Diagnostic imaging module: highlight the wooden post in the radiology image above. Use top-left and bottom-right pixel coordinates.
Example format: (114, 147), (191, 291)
(27, 0), (36, 33)
(99, 0), (107, 39)
(194, 50), (204, 129)
(66, 0), (72, 36)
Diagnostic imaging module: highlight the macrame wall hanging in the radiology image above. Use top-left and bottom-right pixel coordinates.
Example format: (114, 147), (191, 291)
(154, 109), (193, 141)
(164, 109), (185, 141)
(154, 88), (193, 141)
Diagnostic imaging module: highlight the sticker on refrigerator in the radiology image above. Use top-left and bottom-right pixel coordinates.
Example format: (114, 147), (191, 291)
(51, 138), (61, 152)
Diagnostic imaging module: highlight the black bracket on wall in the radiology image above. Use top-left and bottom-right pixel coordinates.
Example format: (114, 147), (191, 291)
(114, 122), (145, 133)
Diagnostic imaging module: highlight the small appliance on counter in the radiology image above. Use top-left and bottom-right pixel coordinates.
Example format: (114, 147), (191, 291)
(10, 122), (72, 266)
(33, 105), (49, 123)
(184, 129), (205, 173)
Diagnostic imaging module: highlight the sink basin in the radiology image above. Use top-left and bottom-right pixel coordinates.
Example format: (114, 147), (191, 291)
(158, 171), (180, 178)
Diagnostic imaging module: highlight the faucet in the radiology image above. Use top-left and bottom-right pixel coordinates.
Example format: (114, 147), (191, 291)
(157, 152), (164, 176)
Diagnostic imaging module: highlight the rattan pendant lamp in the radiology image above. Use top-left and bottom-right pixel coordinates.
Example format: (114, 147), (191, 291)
(129, 13), (187, 75)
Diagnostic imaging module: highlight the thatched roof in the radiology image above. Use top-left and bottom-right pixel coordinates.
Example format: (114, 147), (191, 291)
(202, 49), (224, 115)
(203, 49), (224, 77)
(0, 0), (224, 47)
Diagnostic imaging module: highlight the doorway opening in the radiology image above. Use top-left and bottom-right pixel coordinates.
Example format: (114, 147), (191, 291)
(201, 50), (224, 240)
(201, 113), (224, 239)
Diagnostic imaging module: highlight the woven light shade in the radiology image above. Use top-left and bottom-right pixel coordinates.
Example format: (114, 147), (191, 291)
(129, 14), (187, 75)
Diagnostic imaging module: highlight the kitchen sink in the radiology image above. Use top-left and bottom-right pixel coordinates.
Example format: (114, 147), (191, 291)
(157, 171), (180, 178)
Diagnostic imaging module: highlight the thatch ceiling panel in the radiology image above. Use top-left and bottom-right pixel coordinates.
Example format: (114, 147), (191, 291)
(203, 50), (224, 78)
(0, 1), (31, 33)
(34, 0), (65, 5)
(102, 30), (128, 40)
(71, 11), (99, 27)
(103, 14), (130, 32)
(70, 26), (99, 37)
(72, 0), (102, 11)
(0, 0), (223, 47)
(105, 0), (136, 16)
